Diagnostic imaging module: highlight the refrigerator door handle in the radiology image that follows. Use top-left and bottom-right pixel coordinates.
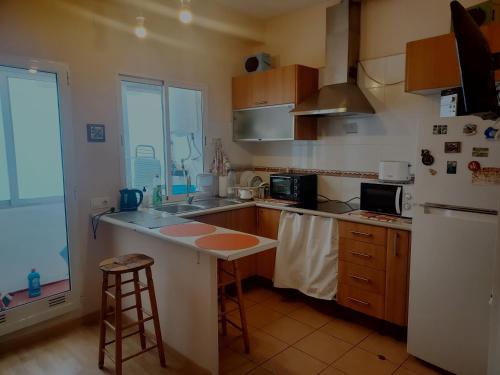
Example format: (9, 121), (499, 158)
(395, 187), (402, 215)
(420, 202), (498, 216)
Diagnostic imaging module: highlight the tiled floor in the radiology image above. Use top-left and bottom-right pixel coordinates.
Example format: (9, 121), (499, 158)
(220, 285), (448, 375)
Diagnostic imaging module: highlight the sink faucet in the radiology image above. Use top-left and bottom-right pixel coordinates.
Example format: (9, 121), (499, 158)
(182, 163), (194, 205)
(186, 174), (194, 204)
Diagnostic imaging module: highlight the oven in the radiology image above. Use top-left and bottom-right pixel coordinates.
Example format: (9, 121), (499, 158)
(270, 173), (317, 203)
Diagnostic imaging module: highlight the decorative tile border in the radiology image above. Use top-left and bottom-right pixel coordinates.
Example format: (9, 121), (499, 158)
(250, 166), (378, 179)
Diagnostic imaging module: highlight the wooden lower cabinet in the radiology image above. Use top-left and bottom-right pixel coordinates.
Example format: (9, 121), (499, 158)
(338, 221), (411, 326)
(194, 206), (282, 282)
(385, 229), (411, 326)
(255, 207), (281, 280)
(193, 207), (257, 281)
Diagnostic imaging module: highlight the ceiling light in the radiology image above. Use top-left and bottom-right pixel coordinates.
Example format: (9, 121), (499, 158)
(28, 68), (38, 74)
(179, 0), (192, 24)
(134, 16), (147, 38)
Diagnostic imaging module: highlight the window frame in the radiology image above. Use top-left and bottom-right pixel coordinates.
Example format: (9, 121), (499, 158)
(0, 66), (65, 208)
(118, 75), (206, 202)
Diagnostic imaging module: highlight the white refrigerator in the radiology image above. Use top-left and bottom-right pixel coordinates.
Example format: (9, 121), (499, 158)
(407, 118), (500, 375)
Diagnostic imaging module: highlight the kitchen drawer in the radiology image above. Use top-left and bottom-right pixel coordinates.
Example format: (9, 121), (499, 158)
(339, 261), (385, 295)
(339, 221), (387, 246)
(339, 238), (386, 270)
(337, 284), (385, 319)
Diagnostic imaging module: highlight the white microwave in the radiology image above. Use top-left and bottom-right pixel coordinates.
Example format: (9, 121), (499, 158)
(360, 182), (414, 218)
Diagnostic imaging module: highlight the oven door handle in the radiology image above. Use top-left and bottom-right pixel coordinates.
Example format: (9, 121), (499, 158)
(395, 186), (402, 215)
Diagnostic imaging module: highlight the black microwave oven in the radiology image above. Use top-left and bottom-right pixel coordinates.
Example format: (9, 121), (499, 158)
(270, 173), (317, 202)
(360, 182), (414, 218)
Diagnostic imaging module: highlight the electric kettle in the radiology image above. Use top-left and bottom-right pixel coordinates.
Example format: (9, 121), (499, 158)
(119, 189), (143, 211)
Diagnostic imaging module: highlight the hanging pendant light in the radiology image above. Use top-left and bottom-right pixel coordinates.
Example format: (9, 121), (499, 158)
(134, 16), (147, 38)
(179, 0), (193, 24)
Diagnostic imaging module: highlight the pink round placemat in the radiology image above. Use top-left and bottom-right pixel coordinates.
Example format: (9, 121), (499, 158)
(195, 233), (260, 251)
(160, 223), (217, 237)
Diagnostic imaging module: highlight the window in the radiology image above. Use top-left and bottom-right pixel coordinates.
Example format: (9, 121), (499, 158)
(0, 66), (64, 206)
(121, 80), (166, 191)
(168, 86), (204, 195)
(120, 77), (204, 198)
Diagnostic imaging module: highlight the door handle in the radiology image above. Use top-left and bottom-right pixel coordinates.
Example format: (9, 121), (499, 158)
(349, 274), (371, 283)
(255, 100), (268, 105)
(347, 297), (370, 306)
(349, 251), (372, 259)
(350, 231), (372, 238)
(393, 232), (399, 257)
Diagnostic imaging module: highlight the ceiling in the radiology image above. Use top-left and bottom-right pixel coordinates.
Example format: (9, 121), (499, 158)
(214, 0), (329, 19)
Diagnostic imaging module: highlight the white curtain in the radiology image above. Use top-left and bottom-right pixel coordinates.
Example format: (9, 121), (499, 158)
(273, 212), (338, 300)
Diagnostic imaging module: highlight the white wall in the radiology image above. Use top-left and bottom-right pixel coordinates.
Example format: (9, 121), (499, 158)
(244, 0), (493, 199)
(0, 0), (263, 315)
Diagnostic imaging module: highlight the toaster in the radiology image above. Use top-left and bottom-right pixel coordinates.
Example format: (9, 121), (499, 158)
(378, 161), (411, 182)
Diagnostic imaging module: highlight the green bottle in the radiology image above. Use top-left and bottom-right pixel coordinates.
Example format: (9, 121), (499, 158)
(152, 175), (162, 207)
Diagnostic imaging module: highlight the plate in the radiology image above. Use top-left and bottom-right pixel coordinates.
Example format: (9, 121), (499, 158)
(240, 171), (256, 187)
(249, 175), (263, 187)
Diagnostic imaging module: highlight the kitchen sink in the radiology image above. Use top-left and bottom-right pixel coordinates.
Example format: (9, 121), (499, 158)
(194, 198), (245, 209)
(155, 198), (245, 215)
(155, 204), (206, 214)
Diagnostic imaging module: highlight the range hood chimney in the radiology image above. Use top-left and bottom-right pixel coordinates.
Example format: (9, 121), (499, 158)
(291, 0), (375, 117)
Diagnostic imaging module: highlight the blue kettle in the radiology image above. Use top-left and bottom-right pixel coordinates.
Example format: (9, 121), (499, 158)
(119, 189), (143, 211)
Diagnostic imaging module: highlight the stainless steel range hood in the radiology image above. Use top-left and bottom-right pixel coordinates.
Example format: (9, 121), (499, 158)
(291, 0), (375, 117)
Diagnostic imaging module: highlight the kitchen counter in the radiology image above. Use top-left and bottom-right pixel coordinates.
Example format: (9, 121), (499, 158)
(175, 198), (413, 232)
(100, 212), (278, 261)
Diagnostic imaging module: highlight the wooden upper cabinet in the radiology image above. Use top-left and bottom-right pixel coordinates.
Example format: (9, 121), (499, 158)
(385, 229), (411, 326)
(405, 23), (500, 93)
(232, 65), (318, 110)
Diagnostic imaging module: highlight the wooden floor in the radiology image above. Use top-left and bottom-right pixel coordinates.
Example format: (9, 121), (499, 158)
(0, 322), (206, 375)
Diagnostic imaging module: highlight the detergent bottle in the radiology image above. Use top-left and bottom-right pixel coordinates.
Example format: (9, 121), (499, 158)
(28, 268), (41, 298)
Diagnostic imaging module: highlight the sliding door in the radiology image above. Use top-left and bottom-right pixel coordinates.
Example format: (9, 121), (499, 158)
(0, 61), (77, 334)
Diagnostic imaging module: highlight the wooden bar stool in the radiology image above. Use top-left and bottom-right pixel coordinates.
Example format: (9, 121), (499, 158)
(218, 259), (250, 353)
(98, 253), (166, 374)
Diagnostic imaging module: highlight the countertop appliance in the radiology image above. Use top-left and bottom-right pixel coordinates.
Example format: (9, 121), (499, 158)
(360, 182), (414, 218)
(378, 161), (411, 182)
(407, 119), (500, 374)
(270, 173), (317, 203)
(119, 188), (143, 211)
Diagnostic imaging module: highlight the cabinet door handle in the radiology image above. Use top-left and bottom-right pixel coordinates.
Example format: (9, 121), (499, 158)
(350, 231), (373, 238)
(349, 274), (371, 283)
(350, 251), (372, 259)
(347, 297), (370, 306)
(255, 100), (268, 105)
(393, 232), (399, 257)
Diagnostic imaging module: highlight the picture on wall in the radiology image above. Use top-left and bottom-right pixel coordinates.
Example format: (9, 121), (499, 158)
(87, 124), (106, 143)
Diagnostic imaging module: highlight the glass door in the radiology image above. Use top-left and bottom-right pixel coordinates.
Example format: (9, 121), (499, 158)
(0, 65), (70, 312)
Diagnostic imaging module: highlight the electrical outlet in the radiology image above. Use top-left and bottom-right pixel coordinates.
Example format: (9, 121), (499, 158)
(91, 197), (112, 210)
(344, 123), (358, 134)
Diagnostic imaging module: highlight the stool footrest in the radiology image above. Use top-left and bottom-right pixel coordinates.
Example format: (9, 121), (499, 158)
(104, 329), (141, 346)
(103, 308), (152, 332)
(122, 315), (153, 330)
(107, 278), (135, 289)
(218, 280), (237, 288)
(105, 286), (148, 300)
(122, 344), (158, 363)
(220, 268), (236, 278)
(106, 304), (138, 317)
(220, 317), (244, 332)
